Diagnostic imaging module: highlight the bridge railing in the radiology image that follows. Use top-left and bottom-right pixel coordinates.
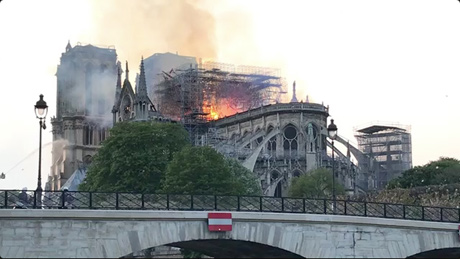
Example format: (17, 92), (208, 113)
(1, 190), (459, 223)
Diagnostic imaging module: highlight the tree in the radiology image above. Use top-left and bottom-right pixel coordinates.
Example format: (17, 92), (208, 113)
(387, 157), (460, 189)
(79, 121), (190, 193)
(225, 158), (262, 196)
(162, 146), (262, 259)
(288, 168), (345, 199)
(161, 146), (261, 196)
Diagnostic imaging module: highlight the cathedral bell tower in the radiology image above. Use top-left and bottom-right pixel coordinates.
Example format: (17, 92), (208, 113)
(49, 42), (118, 190)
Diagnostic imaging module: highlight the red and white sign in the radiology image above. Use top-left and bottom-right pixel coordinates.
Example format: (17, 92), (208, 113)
(208, 212), (232, 232)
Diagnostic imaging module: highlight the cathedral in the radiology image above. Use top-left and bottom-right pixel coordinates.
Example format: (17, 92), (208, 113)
(49, 42), (361, 196)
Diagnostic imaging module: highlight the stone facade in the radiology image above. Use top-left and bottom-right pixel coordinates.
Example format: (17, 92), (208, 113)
(203, 102), (357, 196)
(49, 43), (117, 190)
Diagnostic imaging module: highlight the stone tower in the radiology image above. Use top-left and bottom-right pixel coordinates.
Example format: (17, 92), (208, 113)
(48, 42), (117, 190)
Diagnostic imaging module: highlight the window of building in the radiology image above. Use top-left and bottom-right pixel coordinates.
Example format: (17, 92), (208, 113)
(83, 125), (93, 145)
(99, 127), (107, 144)
(267, 126), (277, 154)
(283, 124), (298, 158)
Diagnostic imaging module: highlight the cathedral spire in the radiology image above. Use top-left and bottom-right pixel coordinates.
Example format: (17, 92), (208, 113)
(134, 57), (157, 112)
(125, 61), (129, 82)
(112, 61), (123, 116)
(137, 57), (148, 100)
(65, 40), (72, 52)
(115, 61), (122, 96)
(290, 81), (298, 103)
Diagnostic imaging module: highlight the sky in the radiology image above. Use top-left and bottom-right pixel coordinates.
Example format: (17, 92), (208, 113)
(0, 0), (460, 190)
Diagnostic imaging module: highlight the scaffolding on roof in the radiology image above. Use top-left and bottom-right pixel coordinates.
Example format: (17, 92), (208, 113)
(154, 61), (287, 144)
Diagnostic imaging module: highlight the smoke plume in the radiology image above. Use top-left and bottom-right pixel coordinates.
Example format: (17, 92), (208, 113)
(57, 56), (117, 127)
(88, 0), (217, 73)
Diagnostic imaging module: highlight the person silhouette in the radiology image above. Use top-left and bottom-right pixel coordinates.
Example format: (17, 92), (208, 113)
(18, 187), (31, 208)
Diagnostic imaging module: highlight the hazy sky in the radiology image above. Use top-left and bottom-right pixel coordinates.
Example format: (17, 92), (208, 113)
(1, 0), (459, 190)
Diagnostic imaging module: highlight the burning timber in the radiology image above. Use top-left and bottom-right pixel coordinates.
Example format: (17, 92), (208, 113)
(154, 62), (287, 124)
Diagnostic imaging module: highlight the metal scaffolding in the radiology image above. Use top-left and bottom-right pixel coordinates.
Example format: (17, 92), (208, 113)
(354, 123), (412, 189)
(154, 61), (287, 144)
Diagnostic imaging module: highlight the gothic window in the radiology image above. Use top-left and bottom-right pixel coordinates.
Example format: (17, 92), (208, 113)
(85, 64), (93, 115)
(99, 127), (107, 144)
(283, 124), (298, 158)
(83, 125), (93, 145)
(270, 170), (280, 182)
(293, 170), (301, 177)
(121, 95), (132, 121)
(274, 182), (282, 198)
(266, 126), (277, 155)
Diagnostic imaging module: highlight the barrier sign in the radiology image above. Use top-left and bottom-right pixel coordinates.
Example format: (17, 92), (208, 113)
(208, 212), (232, 232)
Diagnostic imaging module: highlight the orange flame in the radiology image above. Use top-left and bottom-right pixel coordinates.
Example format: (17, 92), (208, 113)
(205, 100), (241, 121)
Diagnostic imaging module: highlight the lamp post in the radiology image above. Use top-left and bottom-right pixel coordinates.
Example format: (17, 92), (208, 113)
(34, 94), (48, 206)
(327, 119), (338, 214)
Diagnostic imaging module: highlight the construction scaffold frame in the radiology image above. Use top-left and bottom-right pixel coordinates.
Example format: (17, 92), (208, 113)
(354, 123), (412, 190)
(155, 61), (287, 144)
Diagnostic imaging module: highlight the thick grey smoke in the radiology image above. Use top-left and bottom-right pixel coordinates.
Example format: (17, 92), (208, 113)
(88, 0), (217, 67)
(56, 53), (117, 128)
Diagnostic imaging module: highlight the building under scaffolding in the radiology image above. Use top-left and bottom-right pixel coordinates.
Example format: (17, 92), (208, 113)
(155, 61), (287, 143)
(354, 123), (412, 189)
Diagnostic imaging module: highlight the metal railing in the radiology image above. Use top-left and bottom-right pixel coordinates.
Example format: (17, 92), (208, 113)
(1, 190), (459, 223)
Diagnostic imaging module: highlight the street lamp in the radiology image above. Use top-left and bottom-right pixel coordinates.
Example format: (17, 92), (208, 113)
(34, 94), (48, 205)
(327, 119), (338, 214)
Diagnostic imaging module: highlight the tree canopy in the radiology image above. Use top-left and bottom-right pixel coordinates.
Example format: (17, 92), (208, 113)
(387, 157), (460, 189)
(288, 168), (345, 199)
(161, 146), (262, 196)
(225, 158), (262, 196)
(79, 121), (190, 193)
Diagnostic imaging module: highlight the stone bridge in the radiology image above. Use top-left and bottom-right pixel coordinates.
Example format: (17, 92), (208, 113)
(1, 209), (459, 258)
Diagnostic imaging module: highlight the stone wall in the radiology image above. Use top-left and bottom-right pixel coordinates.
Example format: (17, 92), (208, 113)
(0, 210), (458, 258)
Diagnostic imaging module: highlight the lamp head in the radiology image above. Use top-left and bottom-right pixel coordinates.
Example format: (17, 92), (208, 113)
(34, 94), (48, 119)
(327, 119), (338, 139)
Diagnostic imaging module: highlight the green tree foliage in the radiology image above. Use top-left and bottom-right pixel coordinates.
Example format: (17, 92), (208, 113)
(387, 157), (460, 189)
(180, 249), (203, 259)
(161, 146), (261, 196)
(288, 168), (345, 199)
(79, 121), (190, 192)
(225, 158), (262, 196)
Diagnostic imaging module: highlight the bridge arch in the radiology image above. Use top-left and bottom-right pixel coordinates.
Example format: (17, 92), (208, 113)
(407, 247), (460, 258)
(123, 239), (305, 258)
